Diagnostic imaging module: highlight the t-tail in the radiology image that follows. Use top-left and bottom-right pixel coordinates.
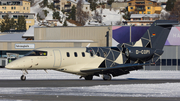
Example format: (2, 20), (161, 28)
(117, 20), (179, 64)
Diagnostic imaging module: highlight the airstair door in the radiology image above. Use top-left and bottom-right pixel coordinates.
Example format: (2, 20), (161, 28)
(53, 50), (61, 67)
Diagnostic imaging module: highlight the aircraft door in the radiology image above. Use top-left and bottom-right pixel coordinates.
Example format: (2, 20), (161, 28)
(53, 50), (61, 67)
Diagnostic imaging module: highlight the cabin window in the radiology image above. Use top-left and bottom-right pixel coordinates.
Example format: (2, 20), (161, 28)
(25, 50), (47, 56)
(82, 52), (85, 57)
(97, 52), (100, 57)
(74, 52), (78, 57)
(67, 52), (70, 57)
(90, 51), (94, 57)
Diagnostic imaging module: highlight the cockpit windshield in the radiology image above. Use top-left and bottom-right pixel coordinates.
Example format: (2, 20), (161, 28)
(25, 50), (48, 56)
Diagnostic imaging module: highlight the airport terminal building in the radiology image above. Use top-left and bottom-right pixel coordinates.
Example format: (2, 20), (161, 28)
(0, 25), (180, 71)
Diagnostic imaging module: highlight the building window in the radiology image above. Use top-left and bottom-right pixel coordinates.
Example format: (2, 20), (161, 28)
(11, 7), (13, 9)
(147, 11), (151, 14)
(74, 52), (78, 57)
(14, 7), (16, 9)
(67, 52), (70, 57)
(172, 59), (177, 66)
(167, 59), (171, 66)
(27, 7), (28, 10)
(82, 52), (85, 57)
(130, 7), (133, 9)
(23, 7), (25, 10)
(148, 7), (151, 9)
(13, 15), (17, 19)
(178, 59), (180, 66)
(161, 59), (166, 66)
(86, 7), (88, 10)
(2, 7), (6, 10)
(97, 52), (100, 57)
(149, 2), (152, 4)
(129, 3), (131, 6)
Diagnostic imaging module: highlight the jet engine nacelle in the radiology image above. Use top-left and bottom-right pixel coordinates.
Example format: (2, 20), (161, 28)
(124, 47), (158, 61)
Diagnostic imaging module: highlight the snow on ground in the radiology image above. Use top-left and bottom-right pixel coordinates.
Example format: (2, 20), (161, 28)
(91, 8), (124, 26)
(0, 83), (180, 97)
(1, 69), (180, 97)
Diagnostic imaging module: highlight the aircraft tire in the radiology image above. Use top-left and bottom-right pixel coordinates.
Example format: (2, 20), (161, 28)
(103, 74), (112, 81)
(21, 75), (26, 81)
(84, 75), (93, 80)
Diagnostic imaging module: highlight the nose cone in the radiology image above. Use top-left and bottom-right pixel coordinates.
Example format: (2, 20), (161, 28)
(5, 63), (16, 69)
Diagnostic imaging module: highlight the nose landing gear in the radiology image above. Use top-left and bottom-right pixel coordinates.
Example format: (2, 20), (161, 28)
(21, 75), (26, 81)
(21, 70), (28, 81)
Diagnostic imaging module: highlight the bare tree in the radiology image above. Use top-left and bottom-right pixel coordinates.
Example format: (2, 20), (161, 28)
(169, 1), (180, 22)
(93, 10), (102, 23)
(76, 0), (89, 25)
(159, 11), (170, 20)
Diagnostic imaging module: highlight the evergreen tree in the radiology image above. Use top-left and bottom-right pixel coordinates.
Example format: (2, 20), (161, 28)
(10, 18), (16, 29)
(43, 10), (49, 17)
(107, 0), (114, 5)
(0, 14), (16, 32)
(70, 5), (76, 20)
(0, 14), (10, 32)
(47, 3), (55, 11)
(53, 11), (60, 20)
(166, 0), (176, 11)
(3, 14), (11, 31)
(43, 0), (48, 7)
(63, 20), (68, 26)
(17, 16), (26, 30)
(0, 21), (6, 32)
(123, 9), (131, 20)
(87, 0), (97, 11)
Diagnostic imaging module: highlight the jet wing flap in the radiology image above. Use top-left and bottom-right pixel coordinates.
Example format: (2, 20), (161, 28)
(80, 63), (150, 72)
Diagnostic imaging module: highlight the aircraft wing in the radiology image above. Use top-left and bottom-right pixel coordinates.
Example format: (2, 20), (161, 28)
(80, 63), (150, 73)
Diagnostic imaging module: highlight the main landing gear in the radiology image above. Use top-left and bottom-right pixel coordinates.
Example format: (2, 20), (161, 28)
(102, 74), (112, 81)
(83, 74), (112, 81)
(84, 75), (93, 80)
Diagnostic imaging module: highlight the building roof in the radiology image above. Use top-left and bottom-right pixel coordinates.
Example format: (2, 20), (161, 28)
(131, 14), (159, 18)
(0, 33), (25, 40)
(67, 0), (90, 5)
(0, 13), (35, 15)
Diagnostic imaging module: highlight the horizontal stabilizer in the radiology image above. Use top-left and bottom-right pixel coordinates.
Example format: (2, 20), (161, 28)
(81, 63), (150, 72)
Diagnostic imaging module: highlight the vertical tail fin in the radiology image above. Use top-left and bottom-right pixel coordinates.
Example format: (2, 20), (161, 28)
(118, 20), (179, 50)
(140, 20), (179, 49)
